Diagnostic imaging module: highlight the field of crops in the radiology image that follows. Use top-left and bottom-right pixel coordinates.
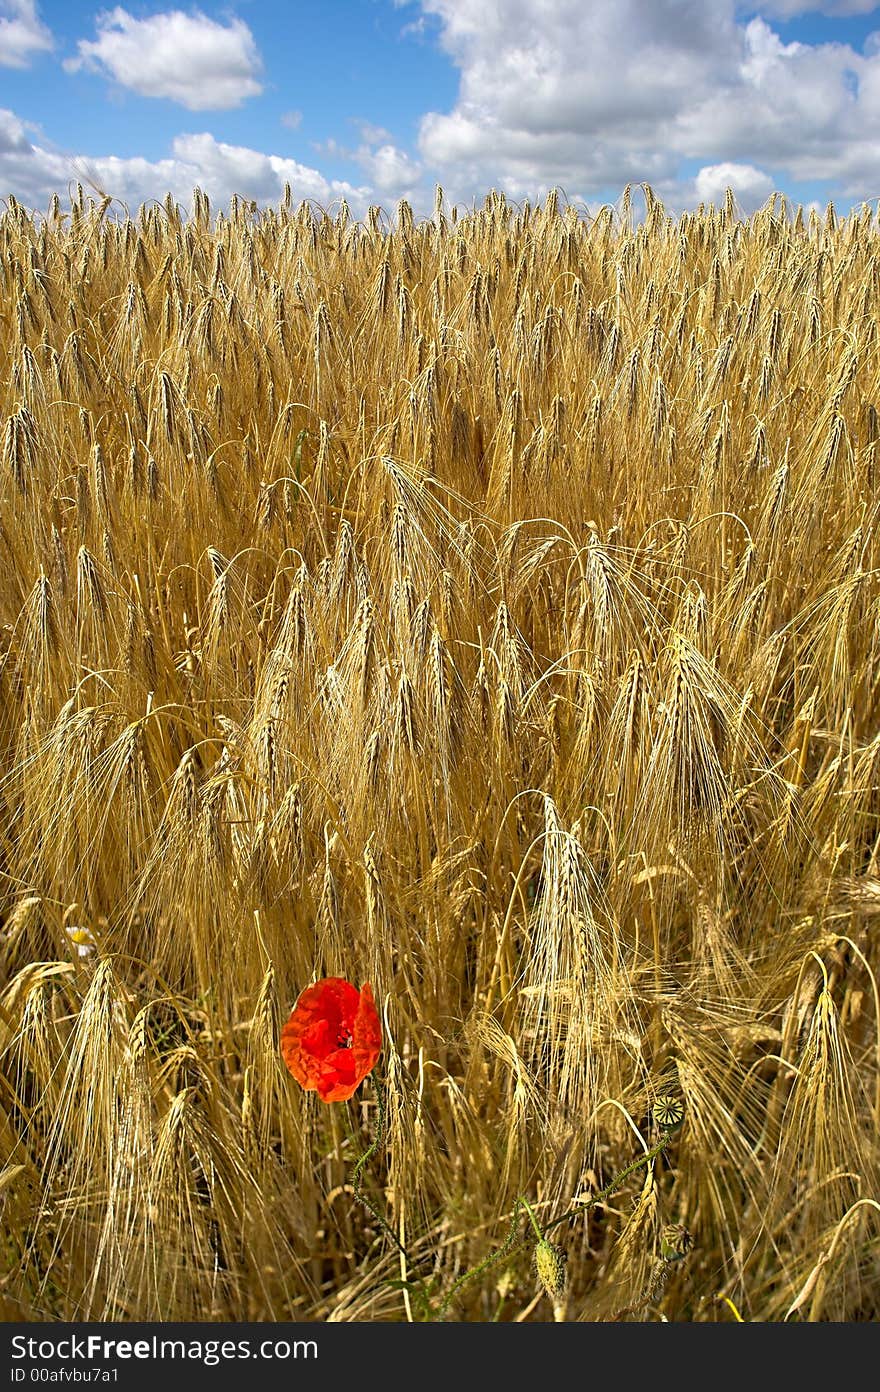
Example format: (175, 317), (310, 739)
(1, 183), (878, 1320)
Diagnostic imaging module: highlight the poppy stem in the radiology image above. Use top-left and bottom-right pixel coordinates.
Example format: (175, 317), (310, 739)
(520, 1197), (545, 1242)
(436, 1197), (529, 1321)
(435, 1135), (670, 1320)
(350, 1075), (410, 1262)
(541, 1135), (670, 1238)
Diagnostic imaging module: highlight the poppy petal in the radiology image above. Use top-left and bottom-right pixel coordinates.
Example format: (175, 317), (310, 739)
(280, 976), (381, 1102)
(352, 983), (382, 1080)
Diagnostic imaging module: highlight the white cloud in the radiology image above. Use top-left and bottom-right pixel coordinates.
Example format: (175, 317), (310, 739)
(0, 108), (70, 207)
(413, 0), (880, 206)
(65, 7), (263, 110)
(313, 126), (424, 201)
(0, 107), (35, 156)
(356, 120), (394, 145)
(401, 14), (430, 39)
(356, 142), (422, 195)
(281, 109), (302, 130)
(169, 132), (368, 206)
(694, 161), (775, 209)
(0, 0), (52, 68)
(0, 110), (371, 214)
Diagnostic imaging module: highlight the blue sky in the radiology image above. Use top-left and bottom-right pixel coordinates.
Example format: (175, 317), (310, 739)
(3, 1), (880, 216)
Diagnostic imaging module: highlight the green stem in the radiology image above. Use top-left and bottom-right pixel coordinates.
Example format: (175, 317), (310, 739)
(437, 1197), (529, 1321)
(349, 1077), (440, 1319)
(521, 1197), (545, 1242)
(542, 1137), (669, 1239)
(350, 1075), (410, 1261)
(436, 1136), (669, 1320)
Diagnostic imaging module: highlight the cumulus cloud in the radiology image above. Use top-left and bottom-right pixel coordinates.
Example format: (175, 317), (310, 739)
(169, 132), (368, 206)
(0, 110), (370, 213)
(65, 7), (263, 110)
(355, 142), (422, 195)
(0, 0), (52, 68)
(694, 161), (775, 209)
(413, 0), (880, 206)
(313, 124), (424, 202)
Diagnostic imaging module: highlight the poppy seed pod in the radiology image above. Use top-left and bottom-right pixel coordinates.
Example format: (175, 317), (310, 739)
(652, 1095), (685, 1133)
(534, 1239), (567, 1298)
(659, 1223), (693, 1263)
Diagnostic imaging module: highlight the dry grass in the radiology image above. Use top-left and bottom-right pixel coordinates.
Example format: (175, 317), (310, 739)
(0, 182), (879, 1321)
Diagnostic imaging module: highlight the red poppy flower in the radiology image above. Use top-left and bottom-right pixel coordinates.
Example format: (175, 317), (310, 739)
(280, 977), (381, 1102)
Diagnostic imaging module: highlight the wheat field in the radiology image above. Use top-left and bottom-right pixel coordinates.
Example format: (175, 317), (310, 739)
(1, 182), (879, 1322)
